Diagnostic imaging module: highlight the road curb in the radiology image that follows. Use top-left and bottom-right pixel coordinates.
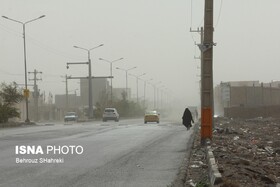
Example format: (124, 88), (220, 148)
(170, 123), (199, 187)
(206, 146), (223, 186)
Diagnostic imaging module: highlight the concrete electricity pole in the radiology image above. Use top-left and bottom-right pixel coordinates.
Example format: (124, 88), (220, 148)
(200, 0), (214, 145)
(62, 75), (70, 112)
(28, 69), (42, 122)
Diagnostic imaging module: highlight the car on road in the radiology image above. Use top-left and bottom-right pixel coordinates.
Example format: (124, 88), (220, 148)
(64, 112), (78, 122)
(102, 108), (119, 122)
(144, 110), (160, 124)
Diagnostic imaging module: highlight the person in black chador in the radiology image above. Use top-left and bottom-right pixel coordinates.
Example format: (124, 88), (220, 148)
(182, 108), (194, 130)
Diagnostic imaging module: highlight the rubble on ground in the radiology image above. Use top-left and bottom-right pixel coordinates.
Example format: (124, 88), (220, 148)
(185, 127), (210, 187)
(185, 117), (280, 187)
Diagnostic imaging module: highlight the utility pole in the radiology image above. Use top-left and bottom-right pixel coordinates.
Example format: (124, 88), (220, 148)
(200, 0), (214, 145)
(190, 27), (204, 115)
(62, 75), (70, 112)
(190, 27), (204, 61)
(28, 69), (42, 122)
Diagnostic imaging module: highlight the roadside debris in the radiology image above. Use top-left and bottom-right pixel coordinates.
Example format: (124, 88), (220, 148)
(186, 117), (280, 187)
(212, 117), (280, 187)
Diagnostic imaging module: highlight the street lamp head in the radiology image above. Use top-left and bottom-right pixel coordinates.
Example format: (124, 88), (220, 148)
(39, 15), (46, 18)
(99, 44), (104, 47)
(99, 58), (103, 60)
(73, 46), (78, 48)
(2, 16), (8, 19)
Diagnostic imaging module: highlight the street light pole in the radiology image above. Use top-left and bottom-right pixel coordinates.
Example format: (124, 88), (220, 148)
(129, 73), (146, 103)
(73, 44), (103, 119)
(99, 58), (124, 103)
(2, 15), (45, 123)
(152, 81), (161, 109)
(116, 66), (137, 99)
(143, 78), (153, 108)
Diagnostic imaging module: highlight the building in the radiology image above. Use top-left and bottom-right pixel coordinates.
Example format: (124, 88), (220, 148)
(80, 78), (110, 107)
(215, 81), (280, 118)
(55, 94), (81, 109)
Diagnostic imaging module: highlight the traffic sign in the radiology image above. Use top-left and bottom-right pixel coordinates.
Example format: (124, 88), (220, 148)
(23, 89), (30, 98)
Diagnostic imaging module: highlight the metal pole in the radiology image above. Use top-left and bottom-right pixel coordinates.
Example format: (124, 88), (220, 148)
(99, 58), (123, 104)
(152, 82), (161, 109)
(2, 15), (45, 123)
(23, 24), (30, 123)
(153, 85), (156, 109)
(125, 70), (128, 98)
(66, 75), (69, 112)
(116, 66), (136, 100)
(72, 44), (103, 119)
(110, 63), (113, 102)
(144, 81), (146, 108)
(136, 77), (139, 103)
(88, 51), (93, 119)
(143, 79), (152, 109)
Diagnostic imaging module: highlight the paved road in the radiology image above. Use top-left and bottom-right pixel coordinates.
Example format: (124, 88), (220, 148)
(0, 119), (193, 187)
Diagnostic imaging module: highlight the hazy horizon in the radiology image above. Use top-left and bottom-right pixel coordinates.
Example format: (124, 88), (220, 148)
(1, 0), (280, 108)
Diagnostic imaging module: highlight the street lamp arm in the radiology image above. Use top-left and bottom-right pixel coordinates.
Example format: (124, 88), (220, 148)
(2, 16), (24, 24)
(25, 15), (46, 24)
(99, 58), (110, 63)
(89, 44), (104, 51)
(73, 46), (88, 51)
(74, 44), (104, 53)
(116, 67), (123, 70)
(112, 57), (124, 63)
(116, 66), (136, 72)
(2, 15), (46, 25)
(100, 57), (124, 63)
(138, 73), (146, 78)
(128, 66), (137, 71)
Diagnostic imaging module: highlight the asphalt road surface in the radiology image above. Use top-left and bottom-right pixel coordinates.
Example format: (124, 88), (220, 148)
(0, 119), (193, 187)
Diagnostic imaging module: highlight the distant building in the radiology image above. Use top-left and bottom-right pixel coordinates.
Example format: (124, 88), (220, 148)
(80, 78), (110, 107)
(215, 81), (280, 118)
(55, 94), (81, 109)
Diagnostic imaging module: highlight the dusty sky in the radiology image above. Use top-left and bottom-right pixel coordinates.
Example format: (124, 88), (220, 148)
(1, 0), (280, 107)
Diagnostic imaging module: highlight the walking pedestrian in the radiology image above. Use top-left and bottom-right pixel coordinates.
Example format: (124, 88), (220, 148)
(182, 108), (194, 130)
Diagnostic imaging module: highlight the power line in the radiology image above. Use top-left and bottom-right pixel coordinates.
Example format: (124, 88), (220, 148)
(26, 36), (84, 60)
(0, 22), (21, 37)
(190, 0), (193, 28)
(0, 69), (23, 76)
(0, 22), (83, 61)
(215, 0), (223, 28)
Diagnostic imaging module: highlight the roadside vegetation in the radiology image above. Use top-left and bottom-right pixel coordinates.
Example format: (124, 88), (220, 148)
(0, 82), (23, 123)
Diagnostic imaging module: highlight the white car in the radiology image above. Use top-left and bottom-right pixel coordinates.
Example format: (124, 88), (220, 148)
(102, 108), (119, 122)
(64, 112), (78, 122)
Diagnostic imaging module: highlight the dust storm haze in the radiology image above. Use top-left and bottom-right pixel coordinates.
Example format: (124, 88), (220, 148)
(1, 0), (280, 117)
